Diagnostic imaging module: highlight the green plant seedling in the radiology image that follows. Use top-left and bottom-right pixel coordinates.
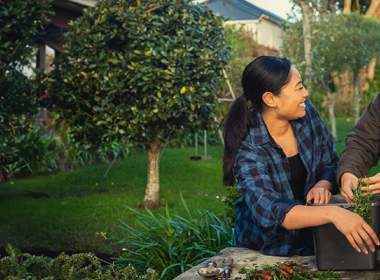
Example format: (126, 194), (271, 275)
(351, 177), (373, 225)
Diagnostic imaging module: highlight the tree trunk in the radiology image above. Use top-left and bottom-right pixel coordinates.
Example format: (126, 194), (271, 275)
(352, 72), (361, 124)
(366, 0), (380, 17)
(367, 56), (377, 81)
(0, 169), (7, 183)
(343, 0), (352, 13)
(300, 2), (313, 89)
(57, 158), (66, 172)
(143, 137), (161, 209)
(326, 91), (338, 141)
(336, 0), (379, 105)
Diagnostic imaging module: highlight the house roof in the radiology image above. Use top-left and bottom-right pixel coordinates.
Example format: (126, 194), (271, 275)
(205, 0), (284, 22)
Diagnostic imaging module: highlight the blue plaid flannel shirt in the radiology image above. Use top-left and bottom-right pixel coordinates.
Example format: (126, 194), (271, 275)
(233, 99), (339, 256)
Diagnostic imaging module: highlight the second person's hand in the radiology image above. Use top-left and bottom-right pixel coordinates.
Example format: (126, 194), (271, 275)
(361, 173), (380, 195)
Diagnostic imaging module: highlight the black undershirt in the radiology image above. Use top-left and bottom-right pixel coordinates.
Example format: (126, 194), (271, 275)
(288, 153), (307, 203)
(288, 153), (314, 255)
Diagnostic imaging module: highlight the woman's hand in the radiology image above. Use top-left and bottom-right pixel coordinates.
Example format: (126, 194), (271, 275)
(340, 172), (359, 203)
(306, 180), (332, 204)
(331, 207), (380, 254)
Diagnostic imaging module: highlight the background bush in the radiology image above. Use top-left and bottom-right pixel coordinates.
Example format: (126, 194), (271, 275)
(0, 244), (159, 280)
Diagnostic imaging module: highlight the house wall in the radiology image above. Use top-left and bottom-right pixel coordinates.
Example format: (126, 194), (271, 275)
(256, 17), (283, 49)
(224, 17), (283, 49)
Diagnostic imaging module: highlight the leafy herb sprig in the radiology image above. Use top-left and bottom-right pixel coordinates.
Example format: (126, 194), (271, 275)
(351, 177), (373, 225)
(238, 262), (340, 279)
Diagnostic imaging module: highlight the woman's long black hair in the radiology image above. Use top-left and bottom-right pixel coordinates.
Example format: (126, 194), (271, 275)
(222, 56), (292, 186)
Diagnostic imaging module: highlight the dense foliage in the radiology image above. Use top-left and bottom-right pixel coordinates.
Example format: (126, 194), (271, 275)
(283, 12), (380, 103)
(47, 0), (230, 147)
(0, 0), (52, 78)
(0, 0), (53, 182)
(0, 244), (159, 279)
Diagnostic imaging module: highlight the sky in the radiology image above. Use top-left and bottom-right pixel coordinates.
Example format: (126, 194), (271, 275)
(248, 0), (294, 19)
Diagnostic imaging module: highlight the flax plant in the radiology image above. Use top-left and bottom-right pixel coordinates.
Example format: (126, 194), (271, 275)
(116, 193), (233, 280)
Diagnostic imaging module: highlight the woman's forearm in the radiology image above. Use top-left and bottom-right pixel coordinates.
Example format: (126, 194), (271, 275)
(282, 205), (342, 230)
(283, 204), (379, 254)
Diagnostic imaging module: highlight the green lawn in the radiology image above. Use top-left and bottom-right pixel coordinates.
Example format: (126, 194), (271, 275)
(1, 117), (379, 258)
(0, 145), (227, 257)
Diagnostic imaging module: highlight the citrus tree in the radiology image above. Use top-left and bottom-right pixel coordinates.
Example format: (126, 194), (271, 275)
(0, 0), (53, 182)
(47, 0), (230, 209)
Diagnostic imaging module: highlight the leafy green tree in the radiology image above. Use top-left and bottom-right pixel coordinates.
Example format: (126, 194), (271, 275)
(47, 0), (230, 209)
(0, 0), (52, 80)
(0, 0), (53, 182)
(283, 13), (380, 139)
(334, 13), (380, 124)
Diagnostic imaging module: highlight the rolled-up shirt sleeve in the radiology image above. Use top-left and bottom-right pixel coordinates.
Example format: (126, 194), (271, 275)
(235, 143), (302, 240)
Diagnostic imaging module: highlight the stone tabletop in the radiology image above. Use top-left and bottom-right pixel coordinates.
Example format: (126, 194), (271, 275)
(174, 247), (380, 280)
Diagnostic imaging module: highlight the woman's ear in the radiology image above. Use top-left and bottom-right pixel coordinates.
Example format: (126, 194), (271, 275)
(262, 92), (277, 108)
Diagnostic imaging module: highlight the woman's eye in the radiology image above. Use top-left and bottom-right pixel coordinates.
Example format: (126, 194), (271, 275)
(299, 87), (304, 90)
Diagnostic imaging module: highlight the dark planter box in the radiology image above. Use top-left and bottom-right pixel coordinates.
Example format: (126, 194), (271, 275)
(312, 195), (380, 270)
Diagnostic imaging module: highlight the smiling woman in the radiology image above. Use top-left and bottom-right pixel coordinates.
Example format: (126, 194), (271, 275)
(222, 55), (380, 257)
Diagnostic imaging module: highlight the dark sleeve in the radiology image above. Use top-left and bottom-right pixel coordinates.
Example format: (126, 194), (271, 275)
(337, 92), (380, 184)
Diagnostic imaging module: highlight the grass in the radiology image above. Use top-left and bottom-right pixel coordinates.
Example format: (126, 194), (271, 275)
(0, 145), (227, 257)
(1, 117), (380, 258)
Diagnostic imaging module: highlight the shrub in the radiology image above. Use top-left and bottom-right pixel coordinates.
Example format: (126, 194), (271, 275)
(0, 244), (159, 280)
(42, 119), (133, 172)
(116, 194), (233, 279)
(221, 186), (242, 228)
